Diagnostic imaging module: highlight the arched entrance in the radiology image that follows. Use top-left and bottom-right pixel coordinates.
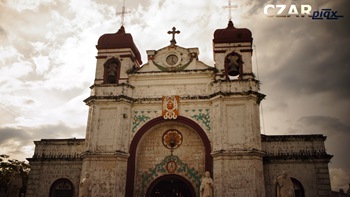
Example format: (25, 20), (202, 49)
(146, 175), (196, 197)
(126, 116), (212, 197)
(291, 178), (305, 197)
(49, 178), (74, 197)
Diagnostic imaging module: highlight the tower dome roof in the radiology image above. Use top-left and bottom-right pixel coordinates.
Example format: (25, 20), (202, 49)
(213, 20), (252, 44)
(97, 26), (142, 64)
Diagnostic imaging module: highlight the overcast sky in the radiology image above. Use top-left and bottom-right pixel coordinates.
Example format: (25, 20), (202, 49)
(0, 0), (349, 192)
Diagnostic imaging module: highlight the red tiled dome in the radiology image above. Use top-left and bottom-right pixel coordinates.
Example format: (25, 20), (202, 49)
(97, 26), (142, 64)
(213, 21), (252, 44)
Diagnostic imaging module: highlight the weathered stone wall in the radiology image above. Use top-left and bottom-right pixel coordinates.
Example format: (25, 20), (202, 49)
(262, 135), (333, 197)
(210, 95), (265, 196)
(80, 154), (128, 197)
(32, 138), (85, 158)
(26, 160), (82, 197)
(213, 154), (265, 196)
(26, 139), (84, 197)
(85, 102), (131, 154)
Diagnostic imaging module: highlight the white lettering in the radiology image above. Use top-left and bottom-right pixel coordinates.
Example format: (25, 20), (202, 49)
(301, 5), (312, 16)
(264, 4), (275, 17)
(264, 4), (313, 17)
(276, 5), (286, 16)
(288, 5), (299, 16)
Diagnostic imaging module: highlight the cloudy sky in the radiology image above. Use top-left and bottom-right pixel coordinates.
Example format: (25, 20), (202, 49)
(0, 0), (349, 191)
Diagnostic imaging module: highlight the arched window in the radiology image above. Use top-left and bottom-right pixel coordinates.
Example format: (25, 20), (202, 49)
(104, 58), (121, 84)
(291, 177), (305, 197)
(49, 178), (74, 197)
(224, 52), (242, 79)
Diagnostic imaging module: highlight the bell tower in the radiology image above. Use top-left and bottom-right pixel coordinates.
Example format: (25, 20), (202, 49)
(211, 20), (266, 196)
(81, 26), (142, 196)
(213, 20), (254, 80)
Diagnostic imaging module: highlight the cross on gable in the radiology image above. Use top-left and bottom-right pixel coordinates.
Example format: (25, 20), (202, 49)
(222, 0), (238, 21)
(167, 27), (180, 46)
(116, 0), (131, 26)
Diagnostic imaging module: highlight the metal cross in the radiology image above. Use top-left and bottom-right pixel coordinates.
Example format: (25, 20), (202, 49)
(167, 27), (180, 46)
(116, 0), (131, 26)
(222, 0), (238, 21)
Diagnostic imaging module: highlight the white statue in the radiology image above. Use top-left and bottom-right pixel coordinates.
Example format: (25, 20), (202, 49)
(275, 171), (295, 197)
(200, 171), (214, 197)
(79, 172), (92, 197)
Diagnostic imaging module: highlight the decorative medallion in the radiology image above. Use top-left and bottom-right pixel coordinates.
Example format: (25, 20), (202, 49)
(166, 161), (177, 173)
(162, 129), (183, 149)
(162, 96), (179, 119)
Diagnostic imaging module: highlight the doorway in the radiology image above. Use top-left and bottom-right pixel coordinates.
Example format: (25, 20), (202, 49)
(146, 175), (196, 197)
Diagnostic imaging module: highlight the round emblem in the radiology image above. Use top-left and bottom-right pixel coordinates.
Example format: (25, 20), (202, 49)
(166, 54), (178, 66)
(162, 129), (183, 149)
(166, 161), (177, 173)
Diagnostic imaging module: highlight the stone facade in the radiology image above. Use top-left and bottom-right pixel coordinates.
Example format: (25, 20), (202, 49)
(26, 139), (84, 197)
(26, 21), (333, 197)
(262, 135), (333, 197)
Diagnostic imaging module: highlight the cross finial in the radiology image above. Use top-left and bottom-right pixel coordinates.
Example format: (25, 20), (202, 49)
(167, 27), (180, 46)
(116, 0), (131, 26)
(222, 0), (238, 21)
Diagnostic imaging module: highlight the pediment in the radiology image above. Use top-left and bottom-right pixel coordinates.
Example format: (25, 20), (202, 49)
(138, 45), (211, 72)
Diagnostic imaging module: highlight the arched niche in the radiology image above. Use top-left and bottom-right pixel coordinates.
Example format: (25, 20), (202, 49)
(224, 51), (243, 79)
(103, 58), (121, 84)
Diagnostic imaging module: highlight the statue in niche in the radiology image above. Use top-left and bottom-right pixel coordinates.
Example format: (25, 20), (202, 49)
(200, 171), (214, 197)
(79, 172), (92, 197)
(275, 171), (295, 197)
(106, 62), (118, 84)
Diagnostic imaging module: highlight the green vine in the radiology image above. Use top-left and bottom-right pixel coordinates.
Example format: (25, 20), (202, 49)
(132, 113), (151, 133)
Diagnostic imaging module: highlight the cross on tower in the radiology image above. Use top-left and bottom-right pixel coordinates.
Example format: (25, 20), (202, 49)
(116, 0), (131, 26)
(222, 0), (238, 21)
(167, 27), (180, 46)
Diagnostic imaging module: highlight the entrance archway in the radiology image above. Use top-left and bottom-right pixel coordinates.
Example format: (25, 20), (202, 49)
(49, 178), (74, 197)
(291, 178), (305, 197)
(126, 116), (212, 196)
(146, 174), (196, 197)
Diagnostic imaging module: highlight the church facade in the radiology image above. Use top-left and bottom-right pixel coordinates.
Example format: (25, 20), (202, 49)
(26, 21), (333, 197)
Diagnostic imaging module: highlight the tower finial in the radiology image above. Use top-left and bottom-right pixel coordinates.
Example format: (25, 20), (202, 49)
(116, 0), (131, 27)
(222, 0), (238, 22)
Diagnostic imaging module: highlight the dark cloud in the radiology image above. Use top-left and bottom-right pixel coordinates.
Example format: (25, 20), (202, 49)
(298, 116), (350, 134)
(30, 123), (86, 140)
(258, 0), (350, 100)
(297, 115), (350, 188)
(0, 124), (85, 144)
(268, 28), (350, 98)
(0, 127), (31, 144)
(0, 124), (85, 159)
